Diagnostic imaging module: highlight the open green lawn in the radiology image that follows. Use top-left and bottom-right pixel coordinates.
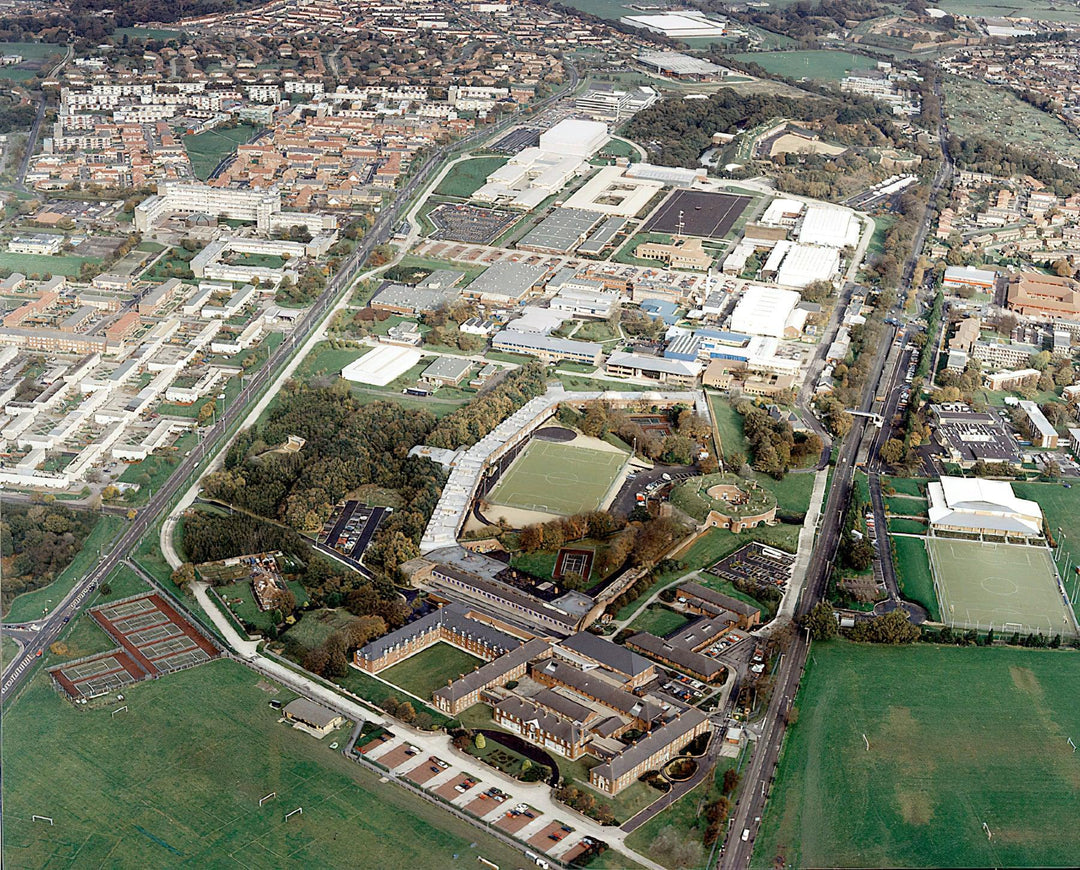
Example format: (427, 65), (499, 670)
(883, 476), (928, 497)
(1013, 481), (1080, 606)
(729, 49), (877, 81)
(888, 517), (927, 535)
(885, 494), (928, 517)
(3, 515), (127, 624)
(708, 392), (746, 457)
(891, 534), (940, 620)
(1, 660), (526, 870)
(754, 643), (1080, 869)
(184, 123), (259, 180)
(2, 635), (19, 668)
(434, 156), (508, 198)
(380, 642), (483, 701)
(937, 0), (1080, 23)
(282, 608), (357, 651)
(117, 431), (197, 502)
(0, 253), (95, 277)
(755, 472), (814, 515)
(629, 604), (691, 638)
(296, 341), (369, 380)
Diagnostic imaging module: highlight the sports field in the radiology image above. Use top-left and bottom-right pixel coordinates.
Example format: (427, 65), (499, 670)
(1, 660), (526, 869)
(890, 534), (939, 621)
(643, 190), (750, 241)
(487, 439), (627, 515)
(730, 49), (878, 82)
(926, 538), (1077, 638)
(753, 643), (1080, 869)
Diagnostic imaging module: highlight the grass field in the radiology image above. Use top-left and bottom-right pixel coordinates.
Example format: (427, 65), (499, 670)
(756, 472), (814, 515)
(888, 517), (927, 535)
(926, 538), (1076, 637)
(0, 252), (95, 277)
(487, 439), (627, 516)
(945, 75), (1080, 162)
(296, 341), (369, 380)
(434, 156), (508, 198)
(1, 660), (526, 869)
(885, 494), (928, 517)
(1013, 481), (1080, 605)
(753, 643), (1080, 869)
(2, 635), (19, 667)
(729, 50), (877, 81)
(890, 534), (940, 621)
(628, 604), (691, 638)
(3, 515), (127, 624)
(937, 0), (1080, 23)
(709, 393), (745, 457)
(184, 123), (259, 180)
(380, 642), (483, 700)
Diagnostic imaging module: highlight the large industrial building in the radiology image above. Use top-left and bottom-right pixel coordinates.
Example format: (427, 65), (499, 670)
(927, 476), (1043, 539)
(729, 285), (804, 339)
(796, 203), (861, 248)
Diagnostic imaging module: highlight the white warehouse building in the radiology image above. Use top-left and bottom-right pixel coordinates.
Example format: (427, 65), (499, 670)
(797, 203), (861, 248)
(730, 285), (803, 339)
(538, 118), (610, 158)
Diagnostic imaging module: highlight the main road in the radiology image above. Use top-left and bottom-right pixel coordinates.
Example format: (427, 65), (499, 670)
(719, 76), (953, 870)
(0, 63), (580, 703)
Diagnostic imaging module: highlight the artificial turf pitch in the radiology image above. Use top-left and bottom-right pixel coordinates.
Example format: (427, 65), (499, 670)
(486, 439), (627, 515)
(1, 659), (526, 869)
(925, 538), (1077, 638)
(753, 643), (1080, 869)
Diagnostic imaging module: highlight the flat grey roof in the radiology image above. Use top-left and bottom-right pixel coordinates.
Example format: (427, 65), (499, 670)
(577, 216), (625, 255)
(519, 208), (601, 253)
(465, 262), (548, 300)
(373, 281), (460, 312)
(422, 355), (473, 380)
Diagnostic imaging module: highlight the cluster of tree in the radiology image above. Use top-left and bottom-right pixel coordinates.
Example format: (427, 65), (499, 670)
(837, 498), (875, 573)
(0, 504), (99, 615)
(424, 325), (485, 353)
(702, 768), (742, 846)
(800, 601), (839, 640)
(843, 608), (921, 643)
(867, 187), (930, 290)
(735, 400), (823, 478)
(206, 383), (441, 566)
(554, 785), (617, 826)
(72, 0), (268, 28)
(919, 624), (1070, 649)
(276, 266), (325, 307)
(517, 511), (622, 553)
(0, 104), (35, 135)
(626, 88), (893, 169)
(300, 613), (388, 676)
(619, 306), (667, 339)
(814, 395), (853, 438)
(425, 362), (547, 450)
(559, 400), (710, 467)
(947, 134), (1079, 196)
(722, 0), (886, 41)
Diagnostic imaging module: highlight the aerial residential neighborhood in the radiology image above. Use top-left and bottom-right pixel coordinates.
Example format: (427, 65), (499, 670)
(2, 2), (1080, 870)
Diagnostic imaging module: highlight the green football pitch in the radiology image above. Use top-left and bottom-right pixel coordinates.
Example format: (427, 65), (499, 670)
(1, 660), (526, 869)
(926, 538), (1078, 639)
(754, 643), (1080, 869)
(486, 439), (627, 516)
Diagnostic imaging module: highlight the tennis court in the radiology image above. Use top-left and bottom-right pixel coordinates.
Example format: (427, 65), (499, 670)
(926, 537), (1078, 638)
(486, 440), (628, 516)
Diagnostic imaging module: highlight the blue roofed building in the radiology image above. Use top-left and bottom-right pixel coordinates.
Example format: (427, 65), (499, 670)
(640, 298), (680, 325)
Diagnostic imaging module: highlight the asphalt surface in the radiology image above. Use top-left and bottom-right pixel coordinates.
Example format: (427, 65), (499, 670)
(0, 63), (581, 704)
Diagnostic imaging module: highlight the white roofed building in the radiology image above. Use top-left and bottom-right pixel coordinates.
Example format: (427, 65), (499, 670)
(797, 204), (861, 248)
(927, 476), (1043, 540)
(539, 119), (609, 159)
(730, 285), (802, 339)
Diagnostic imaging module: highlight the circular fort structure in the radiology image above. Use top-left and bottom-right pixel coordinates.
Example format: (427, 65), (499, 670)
(668, 472), (777, 533)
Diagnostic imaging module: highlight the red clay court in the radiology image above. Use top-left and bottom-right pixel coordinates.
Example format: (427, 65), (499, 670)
(553, 548), (593, 581)
(50, 593), (221, 700)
